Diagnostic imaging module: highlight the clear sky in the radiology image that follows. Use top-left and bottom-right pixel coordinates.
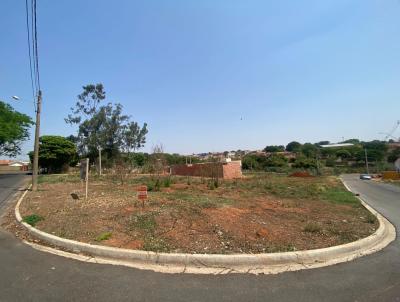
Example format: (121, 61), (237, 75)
(1, 0), (399, 158)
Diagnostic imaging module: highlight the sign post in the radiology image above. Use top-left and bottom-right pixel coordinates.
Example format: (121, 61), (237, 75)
(137, 185), (148, 208)
(80, 158), (89, 200)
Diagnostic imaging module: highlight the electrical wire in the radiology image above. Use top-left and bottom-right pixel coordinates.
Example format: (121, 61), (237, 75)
(25, 0), (36, 112)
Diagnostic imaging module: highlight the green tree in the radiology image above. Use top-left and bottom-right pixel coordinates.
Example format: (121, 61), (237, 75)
(285, 141), (302, 152)
(66, 84), (148, 161)
(264, 145), (285, 152)
(264, 154), (288, 167)
(29, 136), (77, 173)
(301, 143), (319, 158)
(0, 101), (33, 157)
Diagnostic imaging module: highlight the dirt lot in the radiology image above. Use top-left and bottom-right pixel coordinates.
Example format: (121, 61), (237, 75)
(17, 173), (378, 254)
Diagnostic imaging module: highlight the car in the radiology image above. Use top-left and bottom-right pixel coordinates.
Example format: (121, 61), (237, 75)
(360, 174), (372, 180)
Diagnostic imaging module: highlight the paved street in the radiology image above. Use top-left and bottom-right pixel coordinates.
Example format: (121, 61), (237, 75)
(0, 174), (399, 302)
(0, 173), (29, 212)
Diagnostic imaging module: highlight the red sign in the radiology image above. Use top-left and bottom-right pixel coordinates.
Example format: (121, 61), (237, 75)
(137, 185), (148, 200)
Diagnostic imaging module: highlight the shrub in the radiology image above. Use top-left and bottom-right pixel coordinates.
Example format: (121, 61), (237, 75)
(22, 214), (43, 226)
(303, 222), (321, 233)
(95, 232), (112, 241)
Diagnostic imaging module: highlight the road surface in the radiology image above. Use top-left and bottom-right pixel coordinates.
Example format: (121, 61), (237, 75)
(0, 174), (399, 302)
(0, 173), (29, 212)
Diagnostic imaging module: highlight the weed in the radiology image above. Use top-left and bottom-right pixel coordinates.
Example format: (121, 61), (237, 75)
(130, 212), (157, 233)
(22, 214), (43, 226)
(143, 236), (170, 252)
(163, 177), (171, 188)
(95, 232), (112, 241)
(303, 222), (321, 233)
(366, 213), (377, 224)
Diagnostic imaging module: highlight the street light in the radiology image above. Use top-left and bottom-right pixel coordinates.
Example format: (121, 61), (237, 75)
(12, 96), (20, 100)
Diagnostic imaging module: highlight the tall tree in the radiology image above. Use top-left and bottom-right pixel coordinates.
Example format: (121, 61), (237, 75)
(0, 101), (33, 157)
(66, 84), (148, 161)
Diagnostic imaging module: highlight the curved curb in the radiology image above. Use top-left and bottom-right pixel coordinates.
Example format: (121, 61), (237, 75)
(15, 182), (396, 275)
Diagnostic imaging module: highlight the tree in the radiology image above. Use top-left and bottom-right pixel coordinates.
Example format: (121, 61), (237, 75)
(0, 101), (33, 157)
(264, 154), (288, 167)
(29, 136), (77, 173)
(66, 84), (148, 162)
(285, 141), (302, 152)
(388, 148), (400, 163)
(301, 143), (319, 158)
(264, 145), (285, 152)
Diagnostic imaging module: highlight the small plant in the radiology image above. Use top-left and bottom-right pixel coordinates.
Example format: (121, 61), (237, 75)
(22, 214), (43, 226)
(366, 213), (377, 224)
(95, 232), (112, 241)
(208, 180), (215, 190)
(163, 177), (171, 188)
(303, 222), (321, 233)
(131, 212), (157, 233)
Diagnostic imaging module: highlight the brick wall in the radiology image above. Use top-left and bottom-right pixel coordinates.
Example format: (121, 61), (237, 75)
(222, 161), (242, 179)
(171, 161), (242, 179)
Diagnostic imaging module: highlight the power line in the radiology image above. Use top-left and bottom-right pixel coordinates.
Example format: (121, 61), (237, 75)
(33, 0), (41, 91)
(24, 0), (36, 112)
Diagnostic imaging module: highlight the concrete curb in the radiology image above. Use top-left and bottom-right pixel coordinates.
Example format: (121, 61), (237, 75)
(15, 181), (396, 275)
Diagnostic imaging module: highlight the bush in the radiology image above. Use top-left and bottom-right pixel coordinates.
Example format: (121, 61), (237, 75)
(303, 222), (321, 233)
(95, 232), (112, 241)
(22, 214), (44, 226)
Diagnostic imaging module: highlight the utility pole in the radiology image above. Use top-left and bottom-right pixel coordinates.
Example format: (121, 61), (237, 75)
(32, 90), (42, 191)
(98, 146), (102, 176)
(364, 148), (370, 175)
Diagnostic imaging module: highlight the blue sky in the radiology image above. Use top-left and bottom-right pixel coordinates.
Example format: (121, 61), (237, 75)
(1, 0), (399, 158)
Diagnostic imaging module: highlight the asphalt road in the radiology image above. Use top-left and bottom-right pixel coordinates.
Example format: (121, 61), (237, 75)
(0, 174), (399, 302)
(0, 173), (29, 212)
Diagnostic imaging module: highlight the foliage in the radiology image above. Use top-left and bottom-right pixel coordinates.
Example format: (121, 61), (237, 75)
(29, 136), (77, 173)
(65, 84), (147, 161)
(285, 141), (302, 152)
(95, 232), (112, 241)
(388, 148), (400, 163)
(292, 156), (317, 169)
(264, 145), (285, 152)
(23, 214), (43, 226)
(0, 101), (33, 157)
(264, 154), (288, 167)
(301, 143), (319, 158)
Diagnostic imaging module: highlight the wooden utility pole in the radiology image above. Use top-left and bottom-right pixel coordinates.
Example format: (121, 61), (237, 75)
(32, 90), (42, 191)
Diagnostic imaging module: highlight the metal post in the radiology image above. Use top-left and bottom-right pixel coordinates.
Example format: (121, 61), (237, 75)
(32, 90), (42, 191)
(85, 158), (89, 200)
(365, 148), (370, 175)
(98, 146), (102, 176)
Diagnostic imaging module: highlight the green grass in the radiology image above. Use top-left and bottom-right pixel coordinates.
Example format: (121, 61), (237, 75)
(22, 214), (43, 226)
(95, 232), (112, 241)
(38, 174), (80, 184)
(231, 174), (360, 205)
(320, 188), (359, 205)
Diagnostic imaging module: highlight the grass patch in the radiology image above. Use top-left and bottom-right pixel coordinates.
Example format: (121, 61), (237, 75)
(130, 212), (157, 233)
(95, 232), (112, 241)
(166, 191), (235, 208)
(320, 188), (359, 205)
(38, 174), (80, 184)
(142, 236), (170, 252)
(22, 214), (44, 226)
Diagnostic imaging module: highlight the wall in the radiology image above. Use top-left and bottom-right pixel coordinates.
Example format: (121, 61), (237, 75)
(171, 161), (242, 179)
